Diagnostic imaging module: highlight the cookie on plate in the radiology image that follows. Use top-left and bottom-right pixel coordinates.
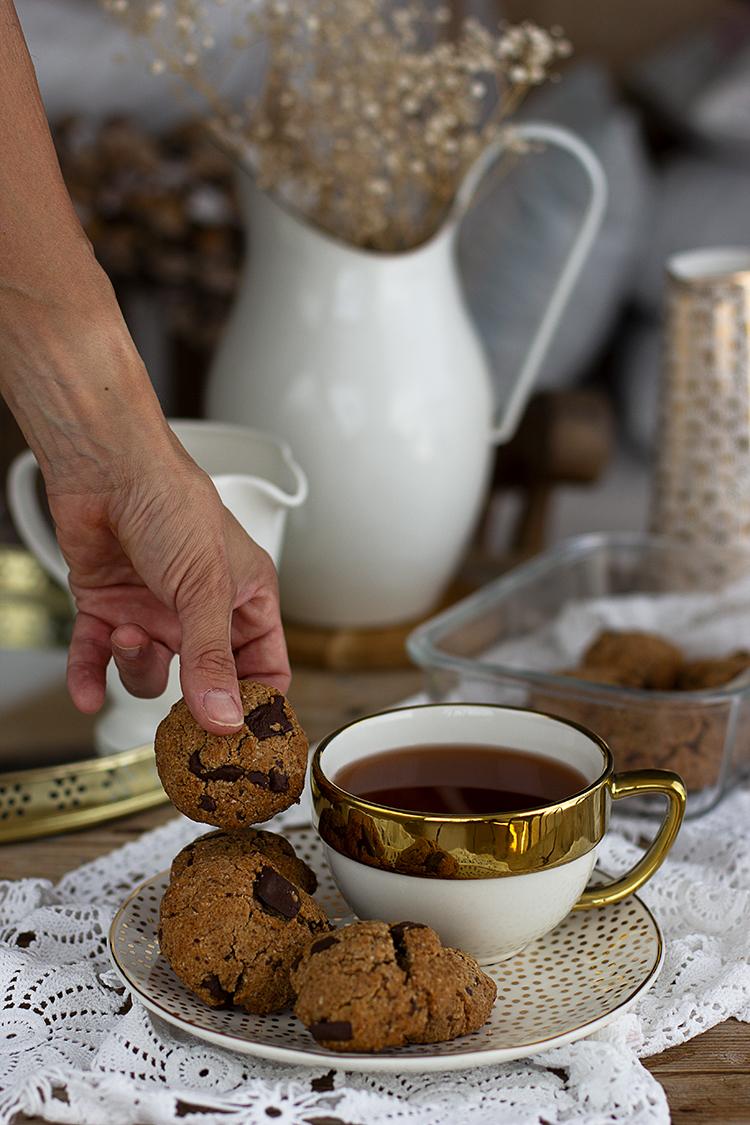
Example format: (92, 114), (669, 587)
(170, 827), (318, 894)
(155, 680), (308, 829)
(159, 852), (331, 1014)
(291, 920), (496, 1052)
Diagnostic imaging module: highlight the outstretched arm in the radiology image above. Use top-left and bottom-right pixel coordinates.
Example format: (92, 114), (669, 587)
(0, 0), (290, 734)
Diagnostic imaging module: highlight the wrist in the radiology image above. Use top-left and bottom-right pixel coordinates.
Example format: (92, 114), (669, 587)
(0, 278), (172, 495)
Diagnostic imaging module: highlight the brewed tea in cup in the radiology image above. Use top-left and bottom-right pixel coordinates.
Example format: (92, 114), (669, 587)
(312, 704), (685, 963)
(334, 742), (588, 814)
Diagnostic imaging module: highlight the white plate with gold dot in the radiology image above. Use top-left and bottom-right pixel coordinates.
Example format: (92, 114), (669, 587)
(108, 826), (664, 1073)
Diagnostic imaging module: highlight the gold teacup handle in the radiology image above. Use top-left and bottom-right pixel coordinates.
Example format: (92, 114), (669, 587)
(574, 769), (687, 910)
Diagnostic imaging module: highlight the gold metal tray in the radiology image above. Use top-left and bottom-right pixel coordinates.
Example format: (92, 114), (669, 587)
(0, 544), (71, 649)
(0, 743), (167, 844)
(0, 546), (168, 842)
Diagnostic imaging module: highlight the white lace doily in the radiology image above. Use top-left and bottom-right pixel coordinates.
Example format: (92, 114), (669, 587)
(2, 787), (749, 1125)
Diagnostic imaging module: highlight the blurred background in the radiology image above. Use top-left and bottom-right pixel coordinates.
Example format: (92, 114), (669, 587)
(4, 0), (750, 541)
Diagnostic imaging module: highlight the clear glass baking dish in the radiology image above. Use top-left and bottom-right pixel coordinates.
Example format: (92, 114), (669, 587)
(407, 532), (750, 817)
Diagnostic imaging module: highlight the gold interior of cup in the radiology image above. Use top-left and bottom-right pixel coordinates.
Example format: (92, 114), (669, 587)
(311, 704), (614, 880)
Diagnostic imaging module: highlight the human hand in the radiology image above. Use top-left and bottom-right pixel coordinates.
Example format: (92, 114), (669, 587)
(47, 442), (290, 735)
(0, 2), (290, 735)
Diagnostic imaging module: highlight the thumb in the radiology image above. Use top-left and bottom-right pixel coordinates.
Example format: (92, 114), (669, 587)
(177, 576), (243, 734)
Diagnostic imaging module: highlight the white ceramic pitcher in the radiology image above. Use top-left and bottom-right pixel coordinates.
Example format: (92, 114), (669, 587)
(206, 122), (607, 628)
(7, 420), (307, 752)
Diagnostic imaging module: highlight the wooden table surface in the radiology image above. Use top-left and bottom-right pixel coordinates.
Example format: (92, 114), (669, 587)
(3, 666), (749, 1125)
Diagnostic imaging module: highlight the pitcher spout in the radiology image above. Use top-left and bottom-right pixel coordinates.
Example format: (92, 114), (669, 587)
(169, 420), (308, 565)
(213, 449), (308, 516)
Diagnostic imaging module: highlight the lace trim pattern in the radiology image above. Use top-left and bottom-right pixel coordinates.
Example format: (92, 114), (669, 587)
(2, 789), (749, 1125)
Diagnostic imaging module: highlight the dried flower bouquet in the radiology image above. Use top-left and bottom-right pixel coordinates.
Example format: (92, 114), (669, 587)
(101, 0), (570, 250)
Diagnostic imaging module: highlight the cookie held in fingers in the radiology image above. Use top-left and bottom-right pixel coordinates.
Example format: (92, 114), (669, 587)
(155, 680), (308, 828)
(291, 920), (496, 1052)
(170, 826), (317, 894)
(159, 852), (331, 1014)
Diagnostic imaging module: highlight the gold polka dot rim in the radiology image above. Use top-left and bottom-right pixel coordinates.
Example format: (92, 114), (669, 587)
(108, 826), (665, 1073)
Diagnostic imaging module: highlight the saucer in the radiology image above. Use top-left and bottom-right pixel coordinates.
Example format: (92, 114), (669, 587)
(108, 827), (664, 1074)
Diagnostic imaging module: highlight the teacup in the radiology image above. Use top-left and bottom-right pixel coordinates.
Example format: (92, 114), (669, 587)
(311, 703), (686, 963)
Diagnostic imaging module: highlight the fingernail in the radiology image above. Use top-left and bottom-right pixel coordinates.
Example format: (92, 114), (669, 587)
(113, 643), (142, 658)
(203, 689), (243, 727)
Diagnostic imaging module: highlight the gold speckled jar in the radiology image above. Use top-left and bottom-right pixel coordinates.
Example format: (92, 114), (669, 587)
(650, 248), (750, 571)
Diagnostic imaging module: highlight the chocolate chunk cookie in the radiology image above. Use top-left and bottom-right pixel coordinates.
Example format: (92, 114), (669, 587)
(677, 650), (750, 691)
(155, 680), (308, 828)
(291, 920), (496, 1052)
(582, 630), (682, 690)
(159, 852), (331, 1014)
(170, 827), (317, 894)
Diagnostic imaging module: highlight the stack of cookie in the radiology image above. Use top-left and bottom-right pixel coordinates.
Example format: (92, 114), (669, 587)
(154, 680), (497, 1050)
(155, 681), (327, 1014)
(159, 827), (331, 1014)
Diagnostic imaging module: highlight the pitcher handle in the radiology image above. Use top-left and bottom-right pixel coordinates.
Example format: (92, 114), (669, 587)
(7, 450), (69, 587)
(453, 121), (608, 445)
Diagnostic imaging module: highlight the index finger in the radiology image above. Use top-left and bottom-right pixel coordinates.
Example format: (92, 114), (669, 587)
(233, 615), (291, 695)
(67, 611), (112, 714)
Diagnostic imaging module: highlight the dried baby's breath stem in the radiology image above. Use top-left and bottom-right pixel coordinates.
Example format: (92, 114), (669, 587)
(100, 1), (571, 251)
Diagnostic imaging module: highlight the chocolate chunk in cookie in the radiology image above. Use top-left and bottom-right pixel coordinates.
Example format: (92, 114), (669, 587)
(244, 694), (294, 739)
(292, 920), (496, 1052)
(159, 852), (331, 1015)
(308, 1019), (353, 1042)
(170, 827), (317, 894)
(254, 865), (301, 919)
(155, 680), (308, 829)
